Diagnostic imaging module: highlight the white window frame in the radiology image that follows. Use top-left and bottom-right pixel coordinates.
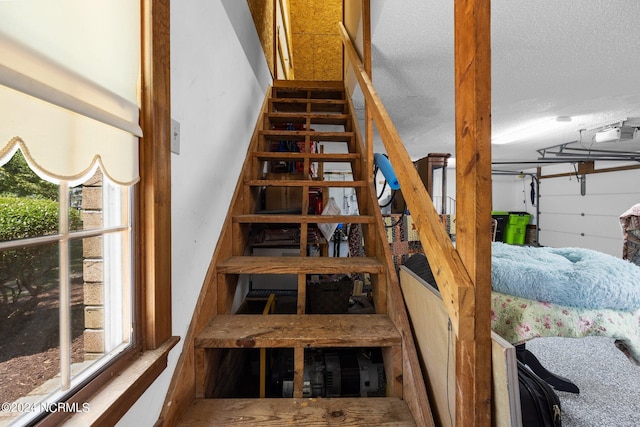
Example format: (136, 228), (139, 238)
(0, 172), (134, 425)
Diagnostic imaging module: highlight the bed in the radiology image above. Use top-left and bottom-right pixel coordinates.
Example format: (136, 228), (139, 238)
(382, 213), (640, 391)
(490, 241), (640, 366)
(402, 251), (640, 392)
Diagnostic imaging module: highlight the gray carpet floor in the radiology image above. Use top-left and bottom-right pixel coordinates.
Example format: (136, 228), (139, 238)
(525, 336), (640, 427)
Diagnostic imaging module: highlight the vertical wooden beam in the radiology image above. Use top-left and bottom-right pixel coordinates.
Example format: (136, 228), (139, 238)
(362, 0), (374, 182)
(272, 0), (278, 79)
(297, 273), (306, 314)
(453, 0), (493, 426)
(382, 345), (403, 398)
(194, 348), (207, 398)
(293, 347), (305, 398)
(140, 0), (172, 350)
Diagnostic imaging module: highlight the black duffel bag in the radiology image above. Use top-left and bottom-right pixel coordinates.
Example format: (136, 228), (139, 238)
(518, 360), (562, 426)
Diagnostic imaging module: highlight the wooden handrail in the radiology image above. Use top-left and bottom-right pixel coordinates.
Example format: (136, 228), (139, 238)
(339, 22), (475, 340)
(275, 0), (294, 79)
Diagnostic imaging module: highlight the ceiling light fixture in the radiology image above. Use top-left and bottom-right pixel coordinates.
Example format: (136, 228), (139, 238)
(492, 116), (572, 145)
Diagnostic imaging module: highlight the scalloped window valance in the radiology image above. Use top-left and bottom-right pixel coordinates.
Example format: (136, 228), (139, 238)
(0, 0), (141, 186)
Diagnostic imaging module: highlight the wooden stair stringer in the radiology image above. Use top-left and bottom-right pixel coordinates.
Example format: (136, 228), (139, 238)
(156, 87), (273, 427)
(344, 93), (436, 427)
(369, 180), (436, 427)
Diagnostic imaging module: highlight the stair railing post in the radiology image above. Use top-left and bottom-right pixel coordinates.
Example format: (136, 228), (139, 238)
(454, 0), (493, 425)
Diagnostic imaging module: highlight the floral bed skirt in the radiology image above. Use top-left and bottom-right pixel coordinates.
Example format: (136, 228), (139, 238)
(491, 291), (640, 365)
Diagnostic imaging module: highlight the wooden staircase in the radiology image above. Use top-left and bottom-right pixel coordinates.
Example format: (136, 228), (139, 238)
(174, 81), (428, 426)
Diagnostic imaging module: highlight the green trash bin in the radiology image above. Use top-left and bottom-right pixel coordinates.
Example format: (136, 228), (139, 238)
(504, 212), (530, 245)
(491, 211), (509, 242)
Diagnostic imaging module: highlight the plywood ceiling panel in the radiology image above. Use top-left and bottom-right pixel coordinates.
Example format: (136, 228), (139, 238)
(290, 0), (342, 81)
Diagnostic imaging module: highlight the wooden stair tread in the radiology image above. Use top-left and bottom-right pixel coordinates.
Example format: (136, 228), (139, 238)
(246, 179), (366, 188)
(253, 152), (359, 161)
(273, 90), (345, 98)
(271, 90), (345, 100)
(269, 101), (347, 114)
(217, 256), (384, 274)
(233, 214), (373, 224)
(195, 314), (401, 349)
(273, 79), (345, 88)
(270, 98), (347, 105)
(267, 112), (350, 125)
(267, 111), (350, 118)
(260, 130), (354, 141)
(176, 397), (416, 426)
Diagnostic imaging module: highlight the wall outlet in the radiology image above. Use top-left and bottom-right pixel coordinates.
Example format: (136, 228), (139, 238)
(171, 118), (180, 154)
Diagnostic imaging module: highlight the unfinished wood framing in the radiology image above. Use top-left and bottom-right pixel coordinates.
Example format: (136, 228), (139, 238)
(62, 1), (178, 425)
(453, 0), (493, 425)
(341, 2), (494, 423)
(139, 0), (172, 351)
(539, 162), (640, 180)
(362, 0), (374, 181)
(367, 181), (435, 425)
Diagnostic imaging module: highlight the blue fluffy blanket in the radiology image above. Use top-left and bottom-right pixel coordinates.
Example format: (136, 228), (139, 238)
(491, 242), (640, 311)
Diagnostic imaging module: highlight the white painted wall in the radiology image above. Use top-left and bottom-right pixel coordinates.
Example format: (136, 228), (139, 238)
(117, 1), (271, 424)
(535, 164), (640, 257)
(491, 174), (536, 217)
(439, 169), (535, 218)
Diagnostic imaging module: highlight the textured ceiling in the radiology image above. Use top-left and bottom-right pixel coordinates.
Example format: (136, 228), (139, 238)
(367, 1), (640, 169)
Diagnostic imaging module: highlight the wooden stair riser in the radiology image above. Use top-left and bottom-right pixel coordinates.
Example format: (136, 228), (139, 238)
(195, 347), (403, 400)
(195, 314), (402, 400)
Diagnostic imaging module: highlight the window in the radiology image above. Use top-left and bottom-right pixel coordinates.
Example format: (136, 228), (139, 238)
(0, 1), (170, 425)
(0, 152), (133, 425)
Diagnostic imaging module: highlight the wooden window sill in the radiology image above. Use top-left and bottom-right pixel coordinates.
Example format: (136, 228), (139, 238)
(61, 336), (180, 426)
